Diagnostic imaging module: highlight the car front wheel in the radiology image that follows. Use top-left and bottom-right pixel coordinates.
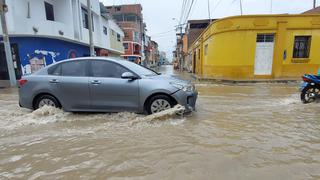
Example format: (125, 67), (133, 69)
(146, 95), (176, 114)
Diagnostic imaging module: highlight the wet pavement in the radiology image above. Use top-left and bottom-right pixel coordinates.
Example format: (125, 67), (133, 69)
(0, 65), (320, 179)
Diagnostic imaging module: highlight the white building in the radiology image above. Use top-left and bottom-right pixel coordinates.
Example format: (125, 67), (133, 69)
(0, 0), (124, 80)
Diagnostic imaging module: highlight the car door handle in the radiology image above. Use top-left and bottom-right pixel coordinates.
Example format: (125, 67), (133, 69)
(91, 80), (101, 85)
(49, 79), (59, 84)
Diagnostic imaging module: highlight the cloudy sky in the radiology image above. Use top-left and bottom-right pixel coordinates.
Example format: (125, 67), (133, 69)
(101, 0), (317, 60)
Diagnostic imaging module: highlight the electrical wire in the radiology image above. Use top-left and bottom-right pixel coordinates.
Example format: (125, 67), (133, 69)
(183, 0), (196, 24)
(179, 0), (187, 24)
(151, 29), (175, 37)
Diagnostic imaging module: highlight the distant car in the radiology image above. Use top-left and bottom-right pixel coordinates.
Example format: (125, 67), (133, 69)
(18, 57), (198, 114)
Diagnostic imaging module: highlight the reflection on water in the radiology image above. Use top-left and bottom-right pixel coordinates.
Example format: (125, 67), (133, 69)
(0, 66), (320, 179)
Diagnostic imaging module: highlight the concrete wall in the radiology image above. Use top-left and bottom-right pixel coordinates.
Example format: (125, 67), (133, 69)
(107, 18), (124, 54)
(1, 0), (124, 54)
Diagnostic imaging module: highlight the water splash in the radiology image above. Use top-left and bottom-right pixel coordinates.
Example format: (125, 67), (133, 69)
(0, 105), (186, 130)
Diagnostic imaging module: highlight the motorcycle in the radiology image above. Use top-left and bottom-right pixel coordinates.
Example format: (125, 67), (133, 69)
(300, 74), (320, 103)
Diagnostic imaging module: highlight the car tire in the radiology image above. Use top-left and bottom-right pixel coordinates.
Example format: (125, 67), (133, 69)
(146, 95), (176, 115)
(34, 95), (61, 110)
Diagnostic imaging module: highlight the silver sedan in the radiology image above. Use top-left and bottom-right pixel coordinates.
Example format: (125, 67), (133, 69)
(18, 57), (198, 114)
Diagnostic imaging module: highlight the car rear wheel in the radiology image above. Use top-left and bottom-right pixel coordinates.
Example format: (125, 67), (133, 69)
(34, 95), (61, 109)
(146, 95), (175, 114)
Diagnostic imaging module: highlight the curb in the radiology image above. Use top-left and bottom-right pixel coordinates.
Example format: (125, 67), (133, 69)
(190, 74), (300, 84)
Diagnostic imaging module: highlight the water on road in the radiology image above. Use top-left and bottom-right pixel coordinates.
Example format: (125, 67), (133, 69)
(0, 65), (319, 179)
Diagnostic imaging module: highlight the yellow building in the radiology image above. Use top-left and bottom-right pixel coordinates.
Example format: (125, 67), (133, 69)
(189, 14), (320, 79)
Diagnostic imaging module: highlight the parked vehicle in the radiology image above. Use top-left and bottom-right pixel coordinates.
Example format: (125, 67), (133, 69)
(18, 57), (198, 114)
(300, 74), (320, 103)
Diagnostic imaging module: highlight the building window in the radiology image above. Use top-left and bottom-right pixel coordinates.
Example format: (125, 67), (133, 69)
(133, 31), (139, 42)
(123, 43), (129, 50)
(111, 30), (115, 36)
(204, 44), (208, 56)
(117, 33), (121, 42)
(81, 7), (94, 31)
(115, 6), (121, 11)
(293, 36), (311, 58)
(44, 2), (54, 21)
(124, 32), (129, 38)
(190, 23), (209, 29)
(256, 34), (274, 42)
(103, 26), (108, 35)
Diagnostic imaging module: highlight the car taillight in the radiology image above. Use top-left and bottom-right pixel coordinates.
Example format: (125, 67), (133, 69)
(18, 79), (28, 86)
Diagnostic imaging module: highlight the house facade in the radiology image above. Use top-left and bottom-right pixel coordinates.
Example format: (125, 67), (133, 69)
(106, 4), (144, 63)
(0, 0), (124, 83)
(189, 14), (320, 79)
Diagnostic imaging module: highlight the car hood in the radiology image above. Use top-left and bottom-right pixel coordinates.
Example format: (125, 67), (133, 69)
(145, 74), (190, 84)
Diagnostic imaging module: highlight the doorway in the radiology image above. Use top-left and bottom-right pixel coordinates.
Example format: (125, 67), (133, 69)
(0, 44), (22, 80)
(254, 34), (275, 75)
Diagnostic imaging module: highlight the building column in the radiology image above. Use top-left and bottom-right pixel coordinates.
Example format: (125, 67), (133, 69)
(272, 21), (287, 78)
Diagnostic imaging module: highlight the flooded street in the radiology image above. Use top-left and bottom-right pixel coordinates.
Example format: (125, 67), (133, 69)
(0, 65), (320, 179)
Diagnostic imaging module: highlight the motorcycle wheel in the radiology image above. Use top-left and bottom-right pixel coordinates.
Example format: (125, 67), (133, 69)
(301, 86), (320, 104)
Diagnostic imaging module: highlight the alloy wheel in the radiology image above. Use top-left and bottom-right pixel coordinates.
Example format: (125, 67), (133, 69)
(38, 98), (57, 108)
(150, 99), (171, 114)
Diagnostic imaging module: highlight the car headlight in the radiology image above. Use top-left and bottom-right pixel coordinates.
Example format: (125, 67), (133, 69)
(170, 82), (195, 92)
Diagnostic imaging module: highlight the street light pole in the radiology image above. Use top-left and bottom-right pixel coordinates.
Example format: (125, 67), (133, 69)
(0, 0), (16, 87)
(239, 0), (243, 15)
(87, 0), (94, 56)
(179, 25), (183, 72)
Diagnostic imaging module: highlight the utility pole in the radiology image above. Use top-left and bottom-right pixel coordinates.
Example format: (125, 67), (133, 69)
(208, 0), (211, 22)
(179, 25), (183, 72)
(0, 0), (16, 86)
(314, 0), (317, 8)
(239, 0), (243, 15)
(87, 0), (94, 56)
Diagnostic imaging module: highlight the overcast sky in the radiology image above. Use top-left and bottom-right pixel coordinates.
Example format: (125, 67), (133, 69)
(101, 0), (318, 60)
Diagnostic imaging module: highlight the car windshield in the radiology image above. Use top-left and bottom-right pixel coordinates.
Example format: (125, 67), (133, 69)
(120, 60), (159, 77)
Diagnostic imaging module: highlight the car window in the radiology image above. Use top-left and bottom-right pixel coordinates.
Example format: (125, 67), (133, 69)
(61, 60), (87, 77)
(119, 60), (158, 77)
(91, 60), (128, 78)
(48, 64), (61, 76)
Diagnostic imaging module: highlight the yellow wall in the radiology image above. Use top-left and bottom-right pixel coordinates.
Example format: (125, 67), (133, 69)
(189, 14), (320, 79)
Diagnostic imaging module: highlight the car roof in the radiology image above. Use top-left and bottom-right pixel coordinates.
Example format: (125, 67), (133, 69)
(57, 57), (125, 64)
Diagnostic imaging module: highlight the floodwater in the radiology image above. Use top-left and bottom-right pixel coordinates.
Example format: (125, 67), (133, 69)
(0, 65), (320, 179)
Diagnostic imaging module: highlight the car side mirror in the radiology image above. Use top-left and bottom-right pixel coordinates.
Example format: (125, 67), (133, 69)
(121, 72), (138, 80)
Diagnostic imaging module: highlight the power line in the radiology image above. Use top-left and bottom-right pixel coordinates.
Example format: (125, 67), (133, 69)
(151, 29), (175, 36)
(188, 0), (198, 22)
(179, 0), (187, 24)
(183, 0), (196, 24)
(212, 0), (223, 12)
(181, 0), (191, 25)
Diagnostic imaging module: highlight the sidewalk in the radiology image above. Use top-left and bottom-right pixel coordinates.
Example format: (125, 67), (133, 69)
(191, 74), (300, 84)
(0, 80), (10, 88)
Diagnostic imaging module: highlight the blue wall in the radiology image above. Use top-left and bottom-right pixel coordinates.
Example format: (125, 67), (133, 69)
(7, 37), (90, 75)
